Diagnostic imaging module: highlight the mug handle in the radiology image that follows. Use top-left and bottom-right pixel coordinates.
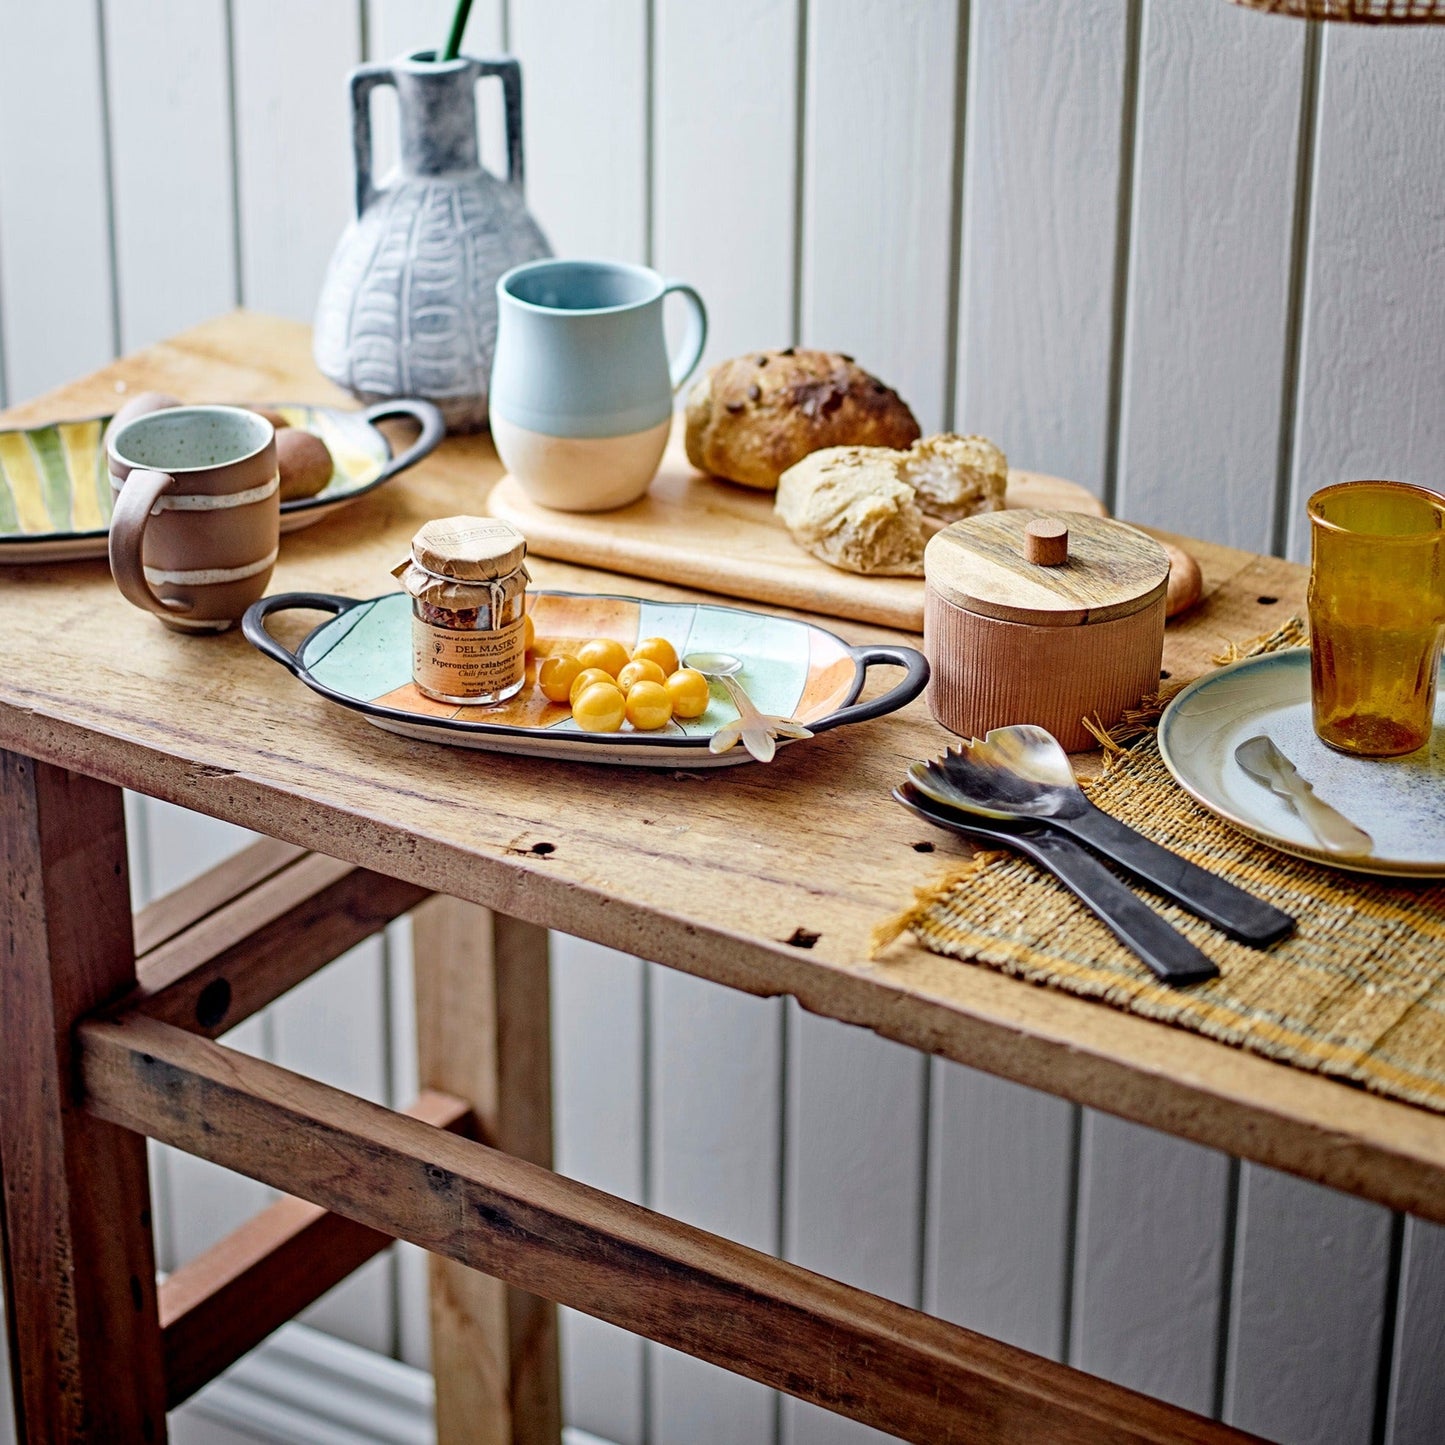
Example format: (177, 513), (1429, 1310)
(108, 469), (193, 619)
(662, 281), (708, 393)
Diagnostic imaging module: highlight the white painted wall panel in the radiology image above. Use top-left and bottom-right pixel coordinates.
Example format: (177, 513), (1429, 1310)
(1070, 1115), (1230, 1415)
(955, 0), (1128, 492)
(1223, 1167), (1393, 1444)
(1115, 0), (1303, 550)
(270, 938), (396, 1356)
(231, 0), (360, 321)
(139, 800), (274, 1273)
(103, 0), (236, 353)
(0, 0), (115, 404)
(551, 934), (648, 1445)
(509, 0), (648, 263)
(1386, 1219), (1445, 1445)
(781, 1007), (928, 1445)
(1287, 24), (1445, 559)
(648, 970), (783, 1445)
(653, 0), (799, 370)
(925, 1064), (1076, 1361)
(801, 0), (961, 433)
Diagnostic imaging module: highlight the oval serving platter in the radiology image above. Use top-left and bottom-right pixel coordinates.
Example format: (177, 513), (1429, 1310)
(0, 398), (443, 563)
(244, 589), (929, 768)
(1159, 648), (1445, 877)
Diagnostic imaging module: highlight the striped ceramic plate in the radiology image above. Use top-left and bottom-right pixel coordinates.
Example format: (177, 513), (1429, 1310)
(0, 398), (442, 563)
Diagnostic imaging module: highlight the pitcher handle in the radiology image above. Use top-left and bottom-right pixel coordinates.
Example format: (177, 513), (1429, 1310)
(474, 57), (525, 193)
(662, 281), (708, 393)
(350, 62), (396, 218)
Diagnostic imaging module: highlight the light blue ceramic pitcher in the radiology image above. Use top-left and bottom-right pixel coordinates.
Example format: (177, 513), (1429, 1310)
(490, 259), (707, 511)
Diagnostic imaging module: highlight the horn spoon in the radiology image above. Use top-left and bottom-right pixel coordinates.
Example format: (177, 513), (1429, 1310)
(894, 784), (1220, 987)
(909, 725), (1294, 947)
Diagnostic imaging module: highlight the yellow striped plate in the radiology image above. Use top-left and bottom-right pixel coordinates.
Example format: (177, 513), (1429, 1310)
(0, 398), (442, 564)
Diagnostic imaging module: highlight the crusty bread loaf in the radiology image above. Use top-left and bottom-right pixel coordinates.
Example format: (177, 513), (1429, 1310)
(685, 349), (920, 490)
(774, 447), (927, 576)
(900, 434), (1007, 523)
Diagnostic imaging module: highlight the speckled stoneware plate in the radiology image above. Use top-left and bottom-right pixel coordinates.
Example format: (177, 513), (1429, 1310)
(1159, 649), (1445, 877)
(244, 589), (928, 768)
(0, 399), (443, 563)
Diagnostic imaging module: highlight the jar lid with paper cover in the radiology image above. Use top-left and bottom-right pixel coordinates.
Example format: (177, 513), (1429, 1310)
(923, 510), (1171, 751)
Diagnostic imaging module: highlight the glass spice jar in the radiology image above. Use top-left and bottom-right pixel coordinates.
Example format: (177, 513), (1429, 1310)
(392, 515), (530, 704)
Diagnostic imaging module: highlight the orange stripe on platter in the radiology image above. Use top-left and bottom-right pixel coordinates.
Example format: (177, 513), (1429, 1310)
(372, 684), (464, 719)
(797, 640), (856, 723)
(529, 594), (640, 658)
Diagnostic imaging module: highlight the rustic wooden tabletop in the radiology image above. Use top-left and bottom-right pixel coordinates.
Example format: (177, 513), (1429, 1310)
(1, 310), (1440, 1225)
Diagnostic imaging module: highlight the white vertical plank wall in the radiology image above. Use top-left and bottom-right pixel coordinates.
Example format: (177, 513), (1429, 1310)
(1113, 0), (1304, 551)
(953, 0), (1131, 495)
(800, 0), (961, 435)
(924, 1065), (1078, 1362)
(648, 974), (784, 1444)
(2, 5), (1444, 1445)
(1286, 22), (1445, 559)
(104, 0), (237, 354)
(550, 935), (648, 1445)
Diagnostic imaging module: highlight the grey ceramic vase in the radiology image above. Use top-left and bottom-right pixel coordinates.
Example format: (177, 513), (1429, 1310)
(314, 51), (551, 433)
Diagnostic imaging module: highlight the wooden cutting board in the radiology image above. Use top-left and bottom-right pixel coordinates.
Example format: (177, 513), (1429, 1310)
(487, 433), (1105, 632)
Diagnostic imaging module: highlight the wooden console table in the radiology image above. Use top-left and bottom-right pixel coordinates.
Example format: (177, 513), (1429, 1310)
(2, 314), (1440, 1443)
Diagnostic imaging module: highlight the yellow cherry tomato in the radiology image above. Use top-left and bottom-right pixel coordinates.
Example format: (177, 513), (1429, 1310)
(538, 653), (581, 703)
(617, 657), (666, 692)
(665, 667), (710, 719)
(631, 636), (679, 676)
(572, 682), (626, 733)
(522, 612), (535, 653)
(576, 637), (630, 678)
(625, 680), (673, 731)
(569, 667), (616, 705)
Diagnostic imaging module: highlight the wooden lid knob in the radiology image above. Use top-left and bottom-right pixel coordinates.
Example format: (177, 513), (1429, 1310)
(1024, 519), (1069, 566)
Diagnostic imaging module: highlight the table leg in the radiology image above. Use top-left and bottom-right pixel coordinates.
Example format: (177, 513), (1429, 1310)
(0, 753), (167, 1443)
(412, 897), (562, 1445)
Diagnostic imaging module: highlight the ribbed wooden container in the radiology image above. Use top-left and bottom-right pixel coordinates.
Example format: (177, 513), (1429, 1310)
(923, 511), (1169, 753)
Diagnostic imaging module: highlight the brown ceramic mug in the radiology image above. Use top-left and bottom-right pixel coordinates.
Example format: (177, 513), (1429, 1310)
(108, 405), (279, 632)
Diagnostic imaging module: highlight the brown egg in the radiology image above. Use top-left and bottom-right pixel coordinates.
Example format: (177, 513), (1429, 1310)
(103, 391), (181, 479)
(249, 405), (290, 430)
(1163, 542), (1204, 618)
(276, 428), (334, 502)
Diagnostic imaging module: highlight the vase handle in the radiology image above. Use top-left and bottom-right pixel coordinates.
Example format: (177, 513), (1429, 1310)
(474, 57), (525, 194)
(350, 63), (396, 218)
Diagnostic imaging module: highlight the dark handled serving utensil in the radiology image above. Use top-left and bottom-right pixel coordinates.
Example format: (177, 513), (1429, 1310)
(908, 725), (1294, 947)
(894, 784), (1220, 987)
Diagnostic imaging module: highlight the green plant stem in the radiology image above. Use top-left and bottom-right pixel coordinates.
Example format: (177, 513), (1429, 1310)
(441, 0), (473, 60)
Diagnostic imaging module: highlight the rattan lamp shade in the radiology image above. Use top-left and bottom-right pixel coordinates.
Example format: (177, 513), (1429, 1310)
(1231, 0), (1445, 20)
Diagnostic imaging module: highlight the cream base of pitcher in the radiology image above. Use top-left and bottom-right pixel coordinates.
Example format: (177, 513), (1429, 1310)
(491, 415), (672, 512)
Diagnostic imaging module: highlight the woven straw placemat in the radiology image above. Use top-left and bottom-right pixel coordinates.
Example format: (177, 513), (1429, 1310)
(882, 639), (1445, 1115)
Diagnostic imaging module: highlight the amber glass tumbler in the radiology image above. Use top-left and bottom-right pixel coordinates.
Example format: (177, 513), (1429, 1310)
(1308, 480), (1445, 757)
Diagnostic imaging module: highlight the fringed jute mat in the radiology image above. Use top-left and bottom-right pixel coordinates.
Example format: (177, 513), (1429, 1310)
(879, 624), (1445, 1115)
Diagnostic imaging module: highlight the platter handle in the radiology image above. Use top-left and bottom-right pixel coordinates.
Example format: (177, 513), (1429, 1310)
(242, 593), (355, 676)
(363, 398), (447, 481)
(816, 644), (930, 732)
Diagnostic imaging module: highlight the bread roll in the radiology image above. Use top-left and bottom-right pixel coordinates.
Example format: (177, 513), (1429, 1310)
(685, 349), (920, 490)
(775, 447), (926, 576)
(900, 434), (1007, 523)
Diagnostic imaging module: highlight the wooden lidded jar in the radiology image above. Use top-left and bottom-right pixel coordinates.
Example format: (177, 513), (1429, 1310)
(923, 510), (1171, 752)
